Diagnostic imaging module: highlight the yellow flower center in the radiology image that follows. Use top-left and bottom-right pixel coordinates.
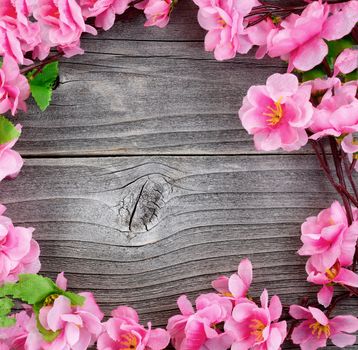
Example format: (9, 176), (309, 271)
(222, 292), (233, 297)
(217, 18), (226, 28)
(325, 261), (340, 281)
(309, 321), (331, 339)
(263, 97), (284, 126)
(249, 319), (266, 342)
(43, 294), (59, 306)
(119, 333), (138, 349)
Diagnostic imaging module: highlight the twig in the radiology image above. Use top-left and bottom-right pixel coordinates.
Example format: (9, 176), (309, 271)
(329, 137), (354, 224)
(20, 53), (63, 75)
(342, 154), (358, 201)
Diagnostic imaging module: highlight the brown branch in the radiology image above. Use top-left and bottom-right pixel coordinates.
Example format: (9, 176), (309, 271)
(329, 137), (354, 224)
(20, 53), (63, 75)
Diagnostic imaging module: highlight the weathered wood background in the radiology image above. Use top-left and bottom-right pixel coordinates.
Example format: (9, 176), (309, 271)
(2, 0), (358, 348)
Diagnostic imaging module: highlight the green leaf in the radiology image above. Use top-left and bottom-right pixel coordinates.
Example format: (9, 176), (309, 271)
(344, 70), (358, 82)
(63, 291), (85, 306)
(0, 297), (16, 328)
(0, 297), (14, 316)
(0, 315), (16, 327)
(302, 67), (326, 82)
(0, 116), (21, 145)
(0, 274), (86, 307)
(9, 274), (58, 305)
(0, 283), (17, 298)
(28, 61), (59, 111)
(326, 36), (355, 67)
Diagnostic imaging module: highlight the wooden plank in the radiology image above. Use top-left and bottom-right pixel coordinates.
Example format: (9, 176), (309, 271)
(13, 0), (313, 157)
(2, 156), (357, 344)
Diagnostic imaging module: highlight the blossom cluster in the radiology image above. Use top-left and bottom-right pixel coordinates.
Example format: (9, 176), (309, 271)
(239, 73), (358, 160)
(167, 259), (288, 350)
(0, 273), (170, 350)
(0, 0), (175, 65)
(3, 257), (358, 350)
(193, 0), (358, 68)
(0, 205), (40, 283)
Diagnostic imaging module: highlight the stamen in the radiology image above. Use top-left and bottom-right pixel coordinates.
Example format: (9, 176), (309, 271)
(249, 319), (266, 342)
(263, 97), (284, 126)
(119, 333), (138, 349)
(43, 294), (59, 306)
(325, 261), (340, 281)
(309, 321), (331, 339)
(217, 19), (226, 28)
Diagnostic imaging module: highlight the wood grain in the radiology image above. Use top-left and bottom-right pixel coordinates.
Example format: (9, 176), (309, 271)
(2, 156), (357, 349)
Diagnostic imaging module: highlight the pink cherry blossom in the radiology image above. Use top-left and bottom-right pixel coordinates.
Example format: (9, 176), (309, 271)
(290, 305), (358, 349)
(306, 260), (358, 307)
(0, 204), (41, 283)
(0, 55), (30, 115)
(342, 133), (358, 172)
(0, 310), (44, 349)
(135, 0), (172, 28)
(0, 124), (23, 182)
(334, 48), (358, 77)
(309, 79), (358, 140)
(298, 201), (358, 272)
(79, 0), (131, 31)
(97, 306), (170, 350)
(33, 0), (97, 58)
(167, 293), (233, 349)
(193, 0), (259, 61)
(38, 293), (103, 350)
(239, 73), (313, 151)
(267, 1), (358, 72)
(212, 258), (252, 301)
(225, 289), (287, 350)
(0, 0), (41, 64)
(246, 18), (275, 59)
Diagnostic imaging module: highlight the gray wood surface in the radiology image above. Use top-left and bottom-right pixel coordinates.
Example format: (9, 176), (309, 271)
(2, 0), (357, 348)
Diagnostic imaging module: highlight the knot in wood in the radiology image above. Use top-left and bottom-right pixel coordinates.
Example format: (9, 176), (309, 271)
(117, 174), (171, 235)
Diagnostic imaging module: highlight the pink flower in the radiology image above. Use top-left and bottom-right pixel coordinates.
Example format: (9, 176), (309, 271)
(306, 260), (358, 307)
(135, 0), (171, 29)
(0, 0), (41, 64)
(246, 18), (275, 59)
(0, 124), (23, 182)
(298, 201), (358, 272)
(239, 73), (313, 151)
(38, 273), (104, 350)
(97, 306), (170, 350)
(225, 289), (287, 350)
(167, 293), (233, 349)
(267, 1), (358, 72)
(212, 258), (252, 301)
(290, 305), (358, 349)
(193, 0), (259, 61)
(342, 133), (358, 172)
(33, 0), (97, 58)
(0, 204), (41, 283)
(0, 310), (44, 349)
(334, 48), (358, 77)
(0, 55), (30, 115)
(79, 0), (131, 31)
(309, 79), (358, 140)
